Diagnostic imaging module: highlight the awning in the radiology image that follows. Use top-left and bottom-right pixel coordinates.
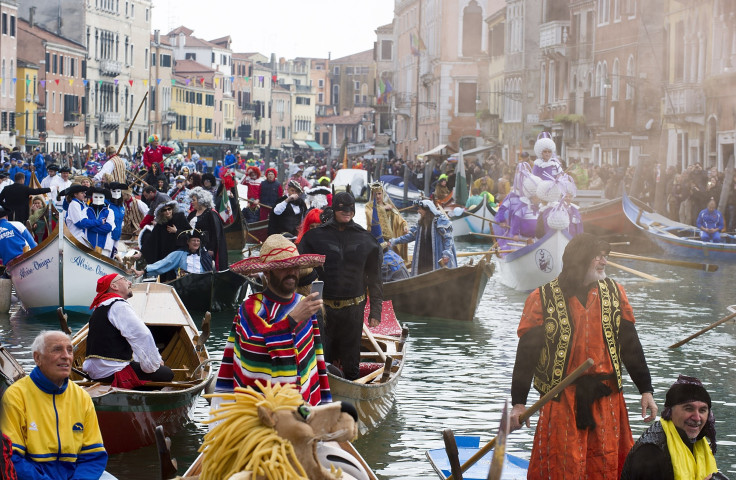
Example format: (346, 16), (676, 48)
(448, 145), (493, 161)
(417, 144), (454, 159)
(293, 140), (308, 148)
(306, 141), (325, 151)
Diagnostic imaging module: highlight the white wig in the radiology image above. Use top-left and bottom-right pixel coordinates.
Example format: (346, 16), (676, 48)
(188, 186), (214, 209)
(534, 137), (557, 159)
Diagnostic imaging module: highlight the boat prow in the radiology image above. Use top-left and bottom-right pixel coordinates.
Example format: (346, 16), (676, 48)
(450, 202), (497, 239)
(496, 229), (571, 291)
(426, 435), (529, 480)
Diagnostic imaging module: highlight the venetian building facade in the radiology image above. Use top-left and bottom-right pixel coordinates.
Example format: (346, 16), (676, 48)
(149, 30), (174, 141)
(0, 1), (17, 148)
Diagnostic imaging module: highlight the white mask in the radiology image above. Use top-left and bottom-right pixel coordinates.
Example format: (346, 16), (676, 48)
(111, 189), (122, 199)
(92, 193), (106, 206)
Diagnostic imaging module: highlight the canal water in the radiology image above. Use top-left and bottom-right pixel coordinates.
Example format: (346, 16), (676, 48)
(1, 209), (735, 479)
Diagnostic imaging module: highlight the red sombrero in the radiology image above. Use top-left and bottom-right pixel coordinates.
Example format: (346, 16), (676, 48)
(231, 234), (325, 275)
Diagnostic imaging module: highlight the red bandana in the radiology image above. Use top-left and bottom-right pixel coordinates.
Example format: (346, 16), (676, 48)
(89, 274), (123, 310)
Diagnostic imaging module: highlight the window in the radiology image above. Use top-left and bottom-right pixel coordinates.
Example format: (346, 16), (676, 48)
(457, 82), (477, 114)
(318, 79), (324, 88)
(598, 0), (610, 25)
(354, 81), (360, 90)
(332, 84), (339, 104)
(45, 52), (50, 73)
(130, 4), (134, 17)
(9, 15), (14, 37)
(318, 93), (324, 103)
(462, 0), (483, 56)
(296, 96), (311, 105)
(354, 94), (360, 104)
(145, 48), (149, 69)
(196, 92), (203, 104)
(489, 23), (504, 57)
(151, 52), (156, 67)
(70, 58), (76, 77)
(64, 95), (79, 122)
(549, 60), (556, 102)
(626, 55), (635, 100)
(381, 40), (393, 60)
(346, 66), (354, 75)
(612, 58), (620, 101)
(59, 56), (64, 75)
(333, 66), (339, 76)
(176, 114), (187, 131)
(53, 54), (58, 74)
(185, 53), (196, 61)
(613, 0), (621, 21)
(160, 54), (171, 67)
(205, 94), (214, 106)
(52, 92), (56, 113)
(145, 8), (149, 21)
(1, 13), (6, 35)
(205, 118), (212, 133)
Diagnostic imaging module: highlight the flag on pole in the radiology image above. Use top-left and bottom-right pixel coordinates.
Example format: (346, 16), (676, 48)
(410, 33), (427, 56)
(455, 148), (468, 206)
(218, 191), (233, 224)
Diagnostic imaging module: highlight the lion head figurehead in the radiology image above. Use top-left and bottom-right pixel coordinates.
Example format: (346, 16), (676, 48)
(199, 381), (361, 480)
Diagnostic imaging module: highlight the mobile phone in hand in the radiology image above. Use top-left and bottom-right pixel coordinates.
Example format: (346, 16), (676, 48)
(310, 281), (324, 300)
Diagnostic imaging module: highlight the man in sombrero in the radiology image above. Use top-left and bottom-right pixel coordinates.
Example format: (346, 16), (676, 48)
(216, 234), (331, 406)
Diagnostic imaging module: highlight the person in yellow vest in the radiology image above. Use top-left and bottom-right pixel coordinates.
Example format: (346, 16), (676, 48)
(621, 375), (728, 480)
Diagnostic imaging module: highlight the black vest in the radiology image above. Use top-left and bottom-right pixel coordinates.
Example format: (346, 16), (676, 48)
(85, 299), (134, 362)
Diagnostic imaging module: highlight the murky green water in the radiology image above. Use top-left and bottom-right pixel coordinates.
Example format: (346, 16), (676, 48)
(2, 218), (735, 479)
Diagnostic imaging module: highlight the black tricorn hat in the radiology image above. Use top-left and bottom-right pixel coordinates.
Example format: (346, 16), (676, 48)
(105, 182), (129, 191)
(62, 184), (88, 196)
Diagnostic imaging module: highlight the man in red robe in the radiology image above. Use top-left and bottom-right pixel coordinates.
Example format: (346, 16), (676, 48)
(142, 134), (174, 171)
(510, 233), (658, 480)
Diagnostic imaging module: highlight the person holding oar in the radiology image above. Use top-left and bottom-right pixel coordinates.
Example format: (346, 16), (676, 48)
(509, 233), (658, 480)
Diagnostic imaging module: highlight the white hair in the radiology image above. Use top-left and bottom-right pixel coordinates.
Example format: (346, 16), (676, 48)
(534, 137), (557, 159)
(31, 330), (70, 355)
(188, 186), (214, 209)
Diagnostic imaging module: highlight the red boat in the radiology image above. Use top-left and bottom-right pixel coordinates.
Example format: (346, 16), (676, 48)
(580, 196), (651, 236)
(67, 283), (214, 454)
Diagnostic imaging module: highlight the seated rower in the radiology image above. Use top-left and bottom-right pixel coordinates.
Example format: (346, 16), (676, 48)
(696, 198), (724, 243)
(82, 274), (174, 385)
(134, 229), (213, 278)
(0, 206), (36, 267)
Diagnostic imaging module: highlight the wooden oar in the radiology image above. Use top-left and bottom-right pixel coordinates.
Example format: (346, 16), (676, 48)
(397, 204), (417, 213)
(116, 91), (148, 156)
(448, 358), (594, 480)
(487, 401), (510, 480)
(607, 260), (662, 282)
(471, 233), (518, 242)
(457, 250), (514, 258)
(363, 323), (387, 362)
(464, 211), (501, 225)
(669, 311), (736, 348)
(245, 231), (263, 245)
(609, 252), (718, 272)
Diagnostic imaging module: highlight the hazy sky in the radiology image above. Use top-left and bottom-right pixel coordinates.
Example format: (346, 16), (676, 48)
(151, 0), (395, 60)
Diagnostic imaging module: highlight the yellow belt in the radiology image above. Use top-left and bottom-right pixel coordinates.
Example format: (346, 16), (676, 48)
(323, 294), (366, 309)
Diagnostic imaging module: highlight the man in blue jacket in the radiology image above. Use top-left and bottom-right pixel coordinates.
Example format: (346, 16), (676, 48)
(0, 330), (108, 479)
(0, 206), (36, 266)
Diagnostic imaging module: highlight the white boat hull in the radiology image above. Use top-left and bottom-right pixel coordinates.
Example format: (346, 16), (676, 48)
(6, 229), (128, 314)
(496, 230), (571, 291)
(450, 202), (495, 238)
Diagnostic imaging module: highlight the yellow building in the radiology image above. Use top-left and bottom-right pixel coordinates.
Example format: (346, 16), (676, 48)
(15, 60), (40, 151)
(169, 75), (216, 142)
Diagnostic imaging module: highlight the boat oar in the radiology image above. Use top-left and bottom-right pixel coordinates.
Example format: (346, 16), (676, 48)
(196, 312), (211, 352)
(609, 252), (718, 272)
(116, 91), (148, 156)
(457, 250), (514, 258)
(57, 307), (71, 335)
(487, 400), (510, 480)
(471, 233), (518, 242)
(448, 358), (594, 480)
(669, 311), (736, 348)
(606, 260), (662, 282)
(245, 231), (263, 245)
(397, 204), (417, 213)
(464, 211), (501, 225)
(362, 323), (387, 363)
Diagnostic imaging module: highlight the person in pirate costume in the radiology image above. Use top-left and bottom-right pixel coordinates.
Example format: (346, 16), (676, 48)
(94, 145), (127, 184)
(509, 233), (657, 480)
(134, 229), (213, 279)
(267, 180), (307, 237)
(216, 234), (331, 406)
(105, 182), (127, 256)
(621, 375), (729, 480)
(365, 181), (409, 263)
(85, 186), (115, 256)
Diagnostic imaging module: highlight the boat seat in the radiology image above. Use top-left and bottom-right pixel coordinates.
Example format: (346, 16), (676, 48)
(358, 362), (383, 377)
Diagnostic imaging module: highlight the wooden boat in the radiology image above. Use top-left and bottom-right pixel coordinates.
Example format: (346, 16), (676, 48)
(383, 258), (494, 321)
(328, 300), (408, 434)
(164, 269), (248, 312)
(449, 202), (497, 239)
(580, 195), (650, 236)
(0, 345), (25, 398)
(244, 218), (269, 244)
(333, 168), (369, 201)
(67, 283), (214, 454)
(426, 435), (529, 480)
(623, 192), (736, 263)
(380, 174), (424, 209)
(496, 229), (571, 291)
(6, 215), (128, 315)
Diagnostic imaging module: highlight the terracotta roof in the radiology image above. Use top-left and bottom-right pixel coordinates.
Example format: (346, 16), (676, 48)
(209, 36), (232, 47)
(316, 114), (364, 126)
(17, 19), (85, 51)
(167, 26), (193, 36)
(331, 49), (374, 64)
(173, 59), (216, 75)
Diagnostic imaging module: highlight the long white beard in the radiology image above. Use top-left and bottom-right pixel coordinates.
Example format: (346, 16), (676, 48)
(583, 266), (607, 285)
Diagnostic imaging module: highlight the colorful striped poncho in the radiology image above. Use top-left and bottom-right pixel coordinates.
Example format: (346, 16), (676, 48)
(214, 290), (332, 406)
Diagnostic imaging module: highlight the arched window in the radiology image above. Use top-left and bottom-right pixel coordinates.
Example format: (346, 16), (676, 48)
(601, 61), (608, 98)
(595, 62), (602, 96)
(626, 55), (635, 100)
(462, 0), (482, 56)
(332, 84), (339, 105)
(612, 58), (620, 101)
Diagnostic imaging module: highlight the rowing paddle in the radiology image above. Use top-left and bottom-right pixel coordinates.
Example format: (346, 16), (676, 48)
(363, 323), (387, 362)
(463, 211), (501, 225)
(487, 400), (510, 480)
(447, 358), (594, 480)
(607, 260), (662, 282)
(471, 233), (519, 242)
(457, 250), (514, 258)
(669, 311), (736, 348)
(609, 252), (718, 272)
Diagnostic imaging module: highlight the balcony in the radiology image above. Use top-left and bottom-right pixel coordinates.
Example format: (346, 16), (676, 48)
(164, 110), (177, 124)
(242, 102), (257, 113)
(663, 84), (705, 118)
(539, 21), (570, 58)
(99, 59), (122, 76)
(99, 111), (120, 129)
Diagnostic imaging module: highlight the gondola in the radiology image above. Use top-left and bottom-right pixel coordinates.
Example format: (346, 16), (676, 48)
(383, 258), (494, 321)
(449, 201), (497, 240)
(623, 191), (736, 262)
(380, 174), (424, 209)
(0, 345), (25, 397)
(495, 229), (571, 291)
(6, 212), (129, 315)
(164, 269), (248, 312)
(328, 300), (408, 434)
(426, 435), (529, 479)
(244, 218), (269, 244)
(580, 195), (650, 236)
(66, 283), (214, 454)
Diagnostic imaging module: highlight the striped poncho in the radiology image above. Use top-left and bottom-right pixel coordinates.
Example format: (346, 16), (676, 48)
(214, 290), (332, 406)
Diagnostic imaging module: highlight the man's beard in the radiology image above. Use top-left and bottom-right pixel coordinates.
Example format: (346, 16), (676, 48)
(583, 265), (606, 285)
(268, 274), (298, 295)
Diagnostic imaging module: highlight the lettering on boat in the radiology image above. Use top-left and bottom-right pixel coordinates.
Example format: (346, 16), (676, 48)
(17, 256), (55, 279)
(70, 255), (94, 272)
(536, 249), (553, 273)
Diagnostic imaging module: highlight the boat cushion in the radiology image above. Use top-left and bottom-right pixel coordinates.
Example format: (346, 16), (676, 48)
(358, 362), (383, 377)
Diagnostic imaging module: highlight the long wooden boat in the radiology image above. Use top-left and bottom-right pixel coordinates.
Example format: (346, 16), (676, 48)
(383, 258), (494, 321)
(496, 229), (572, 291)
(426, 435), (529, 479)
(68, 283), (214, 454)
(450, 202), (496, 239)
(164, 269), (248, 312)
(580, 195), (650, 236)
(328, 300), (408, 435)
(622, 192), (736, 263)
(245, 218), (269, 244)
(6, 215), (128, 315)
(333, 168), (370, 201)
(0, 345), (25, 397)
(380, 174), (424, 209)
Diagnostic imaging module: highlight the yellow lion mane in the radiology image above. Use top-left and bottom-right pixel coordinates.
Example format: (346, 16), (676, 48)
(199, 381), (308, 480)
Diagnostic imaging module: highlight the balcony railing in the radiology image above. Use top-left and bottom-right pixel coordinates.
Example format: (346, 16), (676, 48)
(99, 111), (121, 129)
(99, 59), (122, 76)
(664, 84), (705, 116)
(540, 21), (570, 56)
